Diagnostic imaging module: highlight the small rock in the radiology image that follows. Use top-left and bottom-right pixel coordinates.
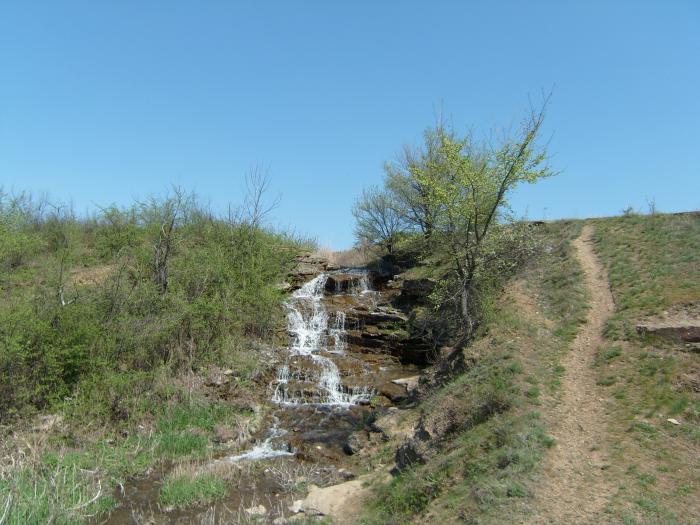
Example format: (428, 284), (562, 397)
(272, 518), (289, 525)
(289, 500), (304, 513)
(245, 504), (267, 516)
(667, 418), (681, 425)
(222, 368), (234, 376)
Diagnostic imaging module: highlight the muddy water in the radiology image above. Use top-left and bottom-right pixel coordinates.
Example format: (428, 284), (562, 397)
(101, 270), (418, 524)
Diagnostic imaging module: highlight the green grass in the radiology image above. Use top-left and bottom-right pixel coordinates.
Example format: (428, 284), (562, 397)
(591, 212), (700, 523)
(592, 213), (700, 330)
(0, 463), (116, 525)
(0, 398), (254, 521)
(160, 473), (228, 508)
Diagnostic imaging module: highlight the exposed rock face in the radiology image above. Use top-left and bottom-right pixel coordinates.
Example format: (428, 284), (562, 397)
(288, 254), (338, 288)
(395, 278), (437, 306)
(636, 322), (700, 342)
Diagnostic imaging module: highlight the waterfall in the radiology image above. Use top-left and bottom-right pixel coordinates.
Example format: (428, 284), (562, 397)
(271, 271), (374, 407)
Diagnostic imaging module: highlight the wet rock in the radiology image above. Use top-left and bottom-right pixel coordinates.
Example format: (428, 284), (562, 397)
(325, 273), (367, 294)
(346, 330), (388, 349)
(363, 325), (381, 337)
(636, 322), (700, 342)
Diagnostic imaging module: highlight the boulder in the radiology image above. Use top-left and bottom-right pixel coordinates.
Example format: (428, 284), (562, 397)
(296, 478), (374, 523)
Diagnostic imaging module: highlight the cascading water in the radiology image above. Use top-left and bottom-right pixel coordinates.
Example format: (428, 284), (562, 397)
(271, 271), (374, 407)
(329, 311), (346, 353)
(225, 270), (376, 464)
(225, 421), (293, 462)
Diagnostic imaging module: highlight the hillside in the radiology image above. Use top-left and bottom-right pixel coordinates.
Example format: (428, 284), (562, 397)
(356, 212), (699, 525)
(1, 210), (698, 524)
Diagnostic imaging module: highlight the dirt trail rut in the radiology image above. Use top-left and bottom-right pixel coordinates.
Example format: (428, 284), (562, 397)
(527, 224), (616, 524)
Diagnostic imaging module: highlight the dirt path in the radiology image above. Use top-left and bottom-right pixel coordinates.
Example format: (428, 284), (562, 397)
(526, 224), (616, 524)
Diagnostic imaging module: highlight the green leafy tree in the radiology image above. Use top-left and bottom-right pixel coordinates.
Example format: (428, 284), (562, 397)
(418, 98), (553, 333)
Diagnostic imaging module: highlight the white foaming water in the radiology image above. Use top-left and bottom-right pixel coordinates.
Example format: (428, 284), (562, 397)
(224, 423), (293, 463)
(287, 275), (329, 354)
(329, 311), (346, 353)
(272, 271), (374, 407)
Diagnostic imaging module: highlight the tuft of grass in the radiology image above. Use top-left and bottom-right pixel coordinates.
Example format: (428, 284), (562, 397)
(160, 473), (227, 508)
(0, 462), (116, 524)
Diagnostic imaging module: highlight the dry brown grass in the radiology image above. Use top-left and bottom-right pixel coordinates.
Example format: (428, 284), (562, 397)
(313, 245), (378, 268)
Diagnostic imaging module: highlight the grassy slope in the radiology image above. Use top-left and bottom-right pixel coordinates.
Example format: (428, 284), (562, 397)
(361, 213), (699, 525)
(590, 213), (700, 524)
(360, 220), (588, 524)
(0, 210), (301, 522)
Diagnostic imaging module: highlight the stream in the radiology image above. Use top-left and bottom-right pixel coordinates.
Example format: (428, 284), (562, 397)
(103, 269), (418, 524)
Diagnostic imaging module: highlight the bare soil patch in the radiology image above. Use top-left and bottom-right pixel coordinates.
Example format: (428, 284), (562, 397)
(526, 224), (616, 524)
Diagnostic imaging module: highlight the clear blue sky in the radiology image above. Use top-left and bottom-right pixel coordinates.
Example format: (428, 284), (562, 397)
(1, 1), (698, 248)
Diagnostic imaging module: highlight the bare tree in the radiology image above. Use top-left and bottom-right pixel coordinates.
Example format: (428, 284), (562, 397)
(243, 164), (280, 229)
(142, 187), (190, 293)
(352, 186), (406, 254)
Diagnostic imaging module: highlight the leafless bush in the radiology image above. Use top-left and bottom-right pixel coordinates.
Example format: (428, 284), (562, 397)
(264, 459), (343, 493)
